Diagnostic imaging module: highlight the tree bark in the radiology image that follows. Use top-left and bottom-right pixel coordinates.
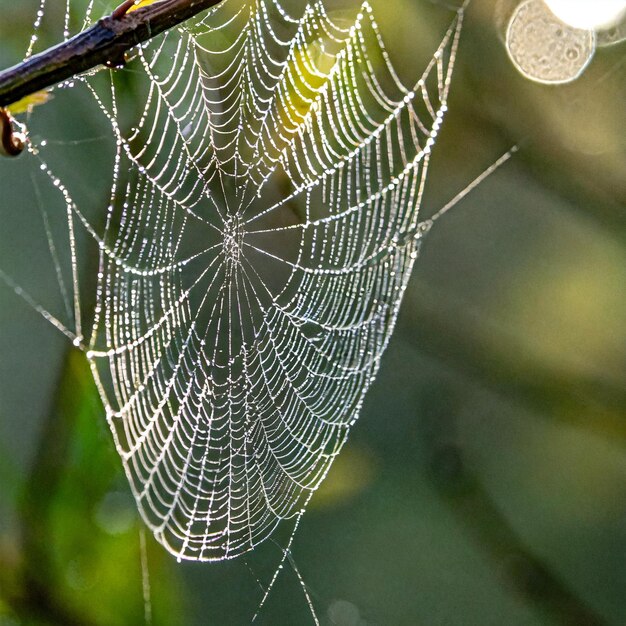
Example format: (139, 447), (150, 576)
(0, 0), (224, 109)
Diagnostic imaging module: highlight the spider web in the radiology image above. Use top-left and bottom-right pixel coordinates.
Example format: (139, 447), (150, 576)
(18, 0), (463, 565)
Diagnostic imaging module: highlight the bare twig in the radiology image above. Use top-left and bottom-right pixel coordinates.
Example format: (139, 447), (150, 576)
(0, 0), (225, 109)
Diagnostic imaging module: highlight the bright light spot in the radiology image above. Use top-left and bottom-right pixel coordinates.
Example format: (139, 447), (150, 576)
(544, 0), (626, 30)
(506, 0), (596, 84)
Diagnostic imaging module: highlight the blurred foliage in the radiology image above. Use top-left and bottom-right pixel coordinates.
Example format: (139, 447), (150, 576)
(0, 351), (183, 625)
(0, 0), (625, 625)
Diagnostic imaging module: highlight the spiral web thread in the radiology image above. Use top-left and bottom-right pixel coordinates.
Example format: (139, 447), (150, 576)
(19, 0), (463, 574)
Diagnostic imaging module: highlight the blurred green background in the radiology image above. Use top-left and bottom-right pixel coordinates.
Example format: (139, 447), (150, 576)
(0, 0), (625, 624)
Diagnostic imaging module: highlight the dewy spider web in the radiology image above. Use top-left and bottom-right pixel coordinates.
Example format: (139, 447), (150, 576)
(18, 0), (462, 564)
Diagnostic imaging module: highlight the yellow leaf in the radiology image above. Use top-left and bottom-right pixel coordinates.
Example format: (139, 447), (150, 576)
(6, 90), (51, 115)
(127, 0), (161, 12)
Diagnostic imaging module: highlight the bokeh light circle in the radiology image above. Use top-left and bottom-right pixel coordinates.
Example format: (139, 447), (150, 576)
(506, 0), (596, 84)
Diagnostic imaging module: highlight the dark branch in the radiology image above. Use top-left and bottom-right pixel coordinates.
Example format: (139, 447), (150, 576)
(0, 0), (225, 109)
